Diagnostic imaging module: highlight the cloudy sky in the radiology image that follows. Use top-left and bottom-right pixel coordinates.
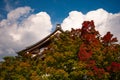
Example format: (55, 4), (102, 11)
(0, 0), (120, 61)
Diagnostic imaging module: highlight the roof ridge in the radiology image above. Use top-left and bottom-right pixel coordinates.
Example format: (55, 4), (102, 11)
(17, 24), (63, 55)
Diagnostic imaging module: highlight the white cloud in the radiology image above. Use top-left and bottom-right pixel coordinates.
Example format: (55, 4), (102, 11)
(7, 6), (32, 21)
(61, 11), (84, 30)
(61, 8), (120, 42)
(0, 6), (52, 60)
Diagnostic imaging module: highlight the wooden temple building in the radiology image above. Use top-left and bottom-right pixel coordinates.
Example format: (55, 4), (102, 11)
(17, 24), (63, 58)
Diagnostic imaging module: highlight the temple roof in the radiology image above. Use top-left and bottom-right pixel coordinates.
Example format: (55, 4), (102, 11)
(17, 24), (63, 55)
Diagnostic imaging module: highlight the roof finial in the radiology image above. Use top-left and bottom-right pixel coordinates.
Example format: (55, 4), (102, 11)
(56, 24), (61, 27)
(55, 24), (64, 32)
(56, 24), (61, 30)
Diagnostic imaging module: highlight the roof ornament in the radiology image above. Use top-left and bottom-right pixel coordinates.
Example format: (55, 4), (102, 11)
(56, 24), (61, 29)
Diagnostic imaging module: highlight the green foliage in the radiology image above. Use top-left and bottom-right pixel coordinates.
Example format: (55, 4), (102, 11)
(0, 20), (120, 80)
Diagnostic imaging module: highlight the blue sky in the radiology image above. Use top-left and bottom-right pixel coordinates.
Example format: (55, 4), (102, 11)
(0, 0), (120, 23)
(0, 0), (120, 61)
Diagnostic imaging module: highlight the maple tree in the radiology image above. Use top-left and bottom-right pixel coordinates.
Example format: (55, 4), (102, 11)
(102, 32), (118, 46)
(0, 20), (120, 80)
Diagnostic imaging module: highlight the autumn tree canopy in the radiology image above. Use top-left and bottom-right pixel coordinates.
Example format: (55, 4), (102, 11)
(0, 20), (120, 80)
